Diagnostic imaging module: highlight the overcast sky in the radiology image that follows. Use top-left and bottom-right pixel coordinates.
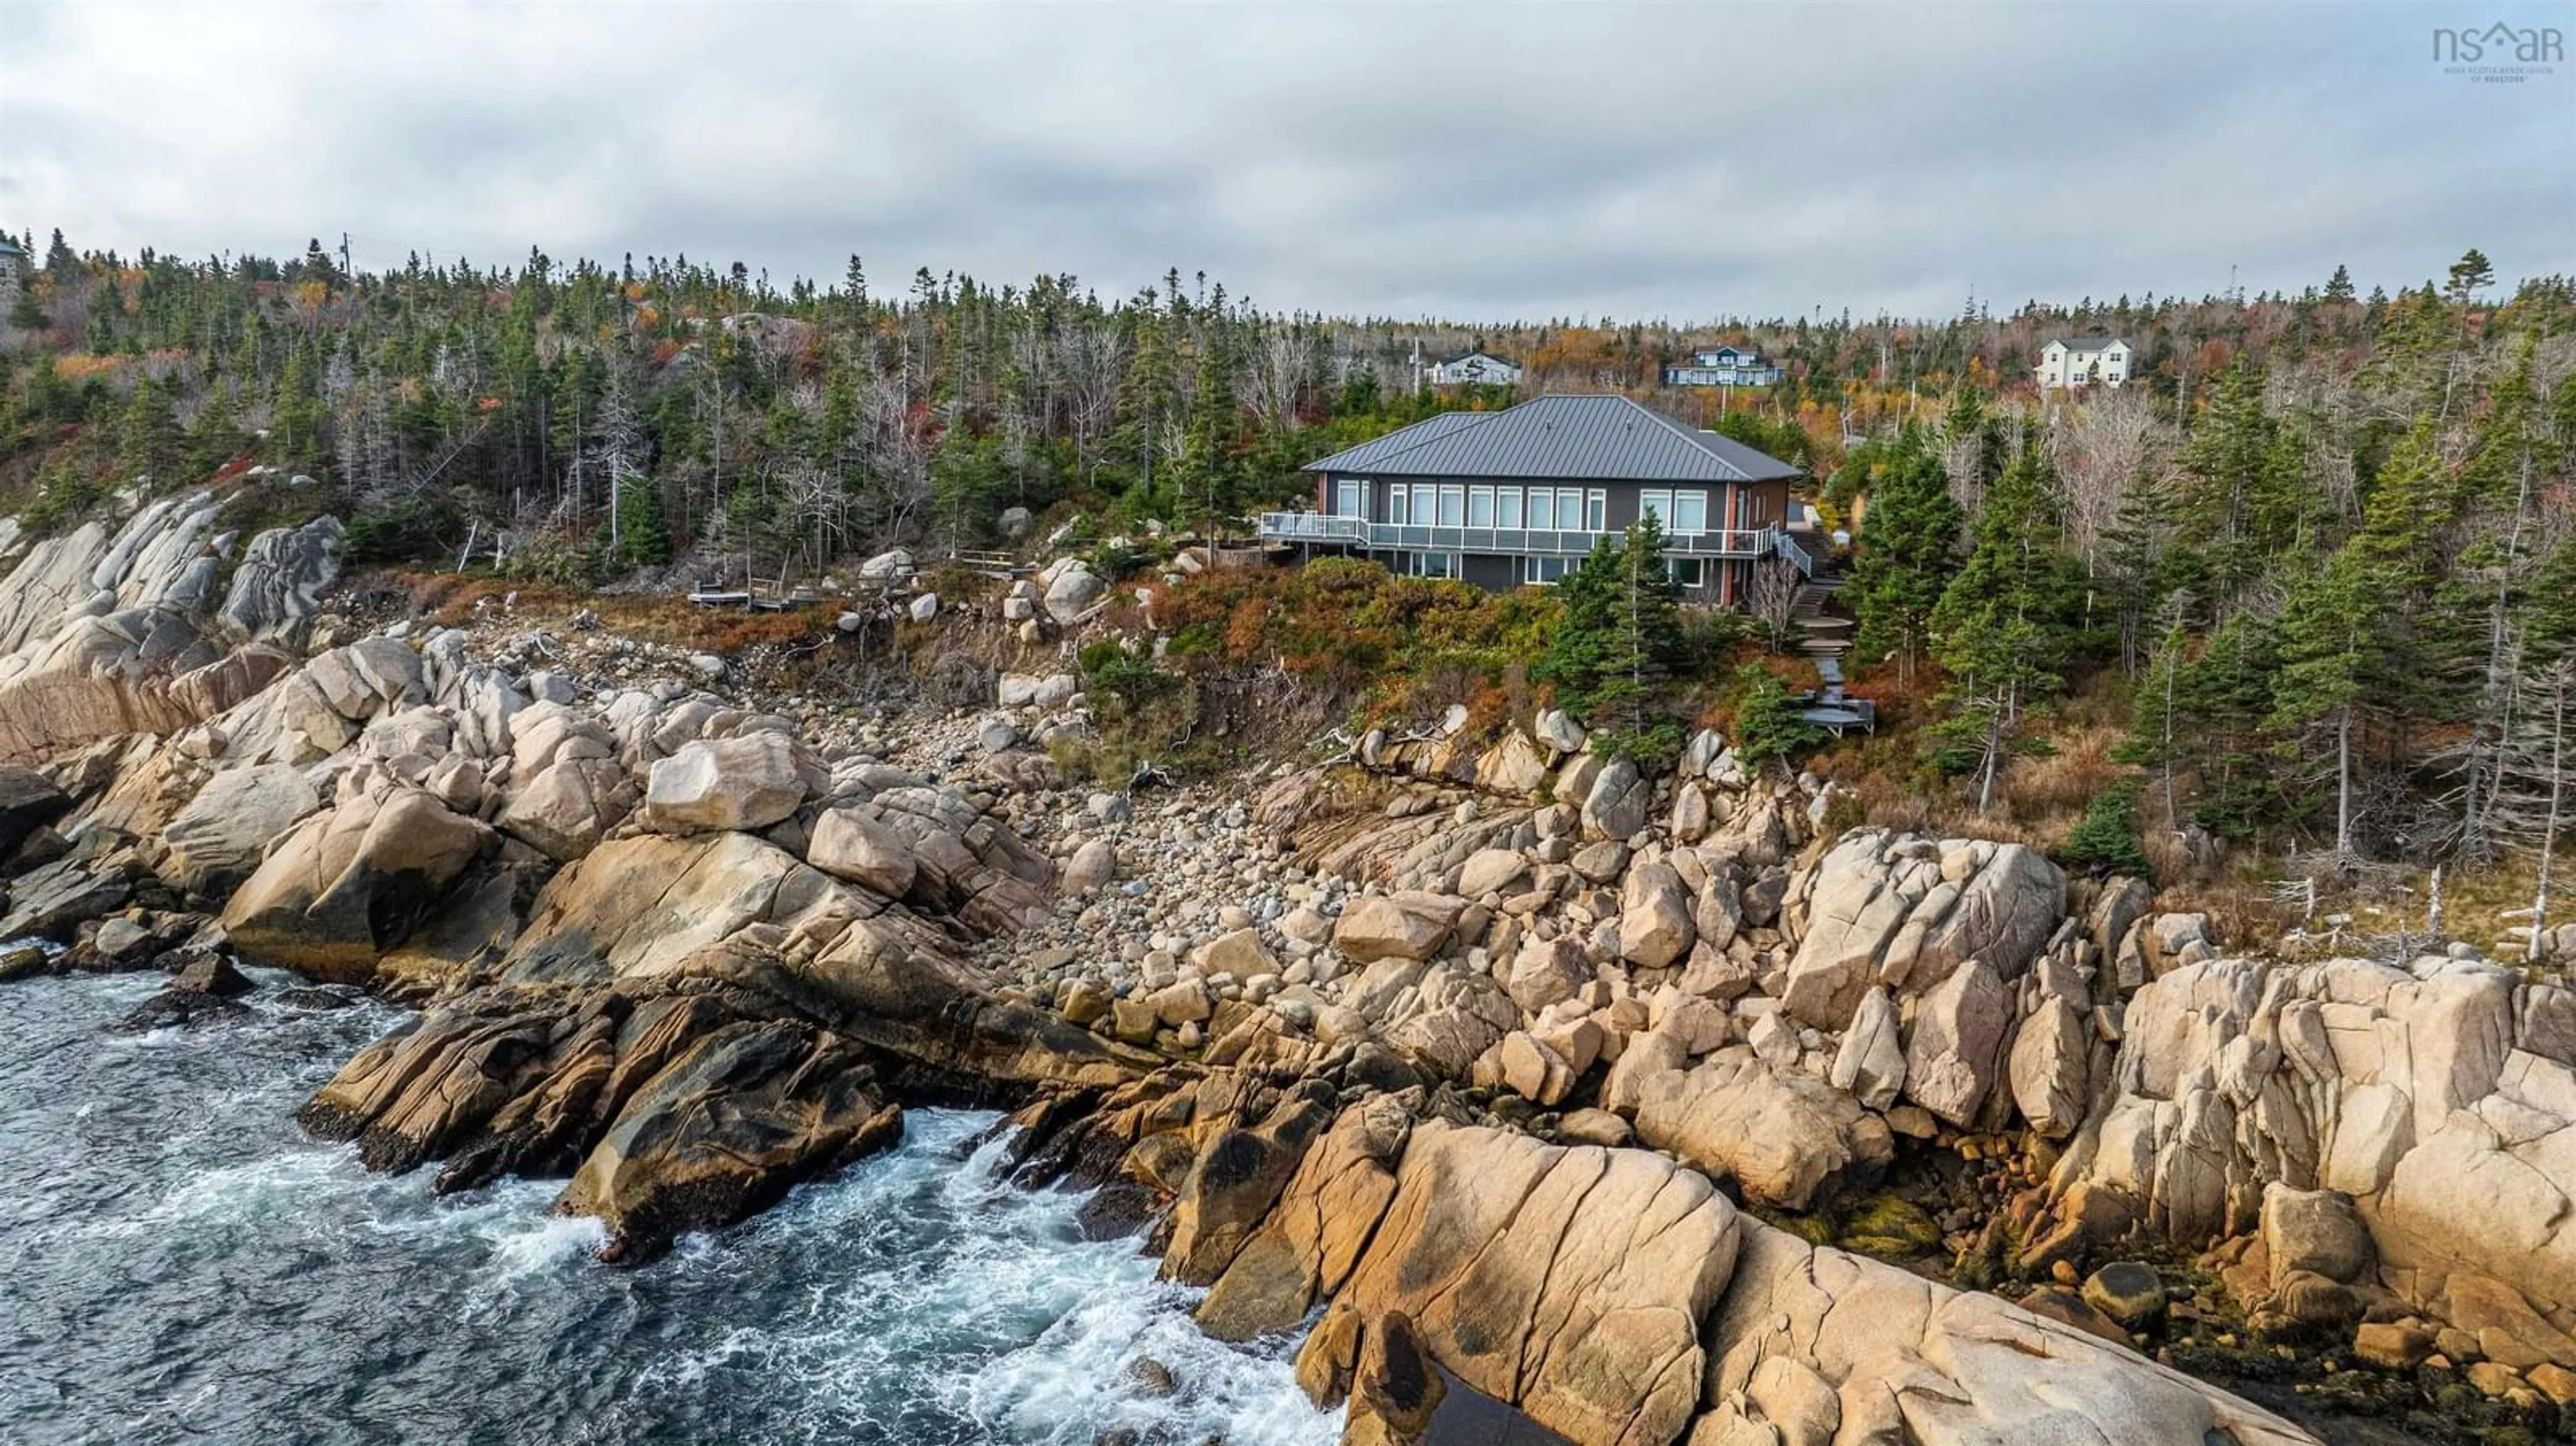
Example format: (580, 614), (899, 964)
(3, 1), (2569, 322)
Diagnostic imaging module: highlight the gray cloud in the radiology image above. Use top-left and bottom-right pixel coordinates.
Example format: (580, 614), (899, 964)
(3, 0), (2569, 320)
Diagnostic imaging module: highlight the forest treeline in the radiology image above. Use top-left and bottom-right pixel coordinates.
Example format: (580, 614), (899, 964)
(1, 229), (2573, 890)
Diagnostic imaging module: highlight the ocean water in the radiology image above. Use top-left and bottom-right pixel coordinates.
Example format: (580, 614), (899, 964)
(0, 967), (1340, 1446)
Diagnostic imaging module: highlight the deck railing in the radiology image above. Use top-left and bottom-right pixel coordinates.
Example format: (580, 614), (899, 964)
(1256, 513), (1781, 560)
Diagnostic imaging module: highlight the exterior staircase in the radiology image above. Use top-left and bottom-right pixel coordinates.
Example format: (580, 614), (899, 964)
(1782, 540), (1874, 733)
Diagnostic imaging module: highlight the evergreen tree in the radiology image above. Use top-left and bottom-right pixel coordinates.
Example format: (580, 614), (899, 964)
(1844, 425), (1962, 678)
(2447, 248), (2495, 303)
(2324, 264), (2356, 302)
(1927, 442), (2080, 810)
(2267, 548), (2378, 860)
(2118, 605), (2194, 830)
(1112, 306), (1175, 503)
(1941, 387), (2006, 509)
(1591, 513), (1685, 751)
(1178, 314), (1242, 527)
(116, 376), (184, 483)
(2171, 358), (2312, 617)
(2098, 472), (2177, 673)
(1729, 663), (1827, 766)
(1535, 518), (1684, 753)
(1536, 532), (1621, 719)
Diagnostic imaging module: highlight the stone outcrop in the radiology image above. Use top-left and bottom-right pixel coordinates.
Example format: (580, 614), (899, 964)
(0, 496), (343, 763)
(297, 981), (898, 1259)
(1629, 1052), (1888, 1210)
(641, 731), (809, 833)
(1780, 830), (2065, 1030)
(1334, 890), (1463, 963)
(158, 763), (321, 894)
(221, 786), (494, 981)
(1108, 1083), (2318, 1446)
(1693, 1223), (2312, 1446)
(555, 1017), (902, 1260)
(2040, 953), (2576, 1375)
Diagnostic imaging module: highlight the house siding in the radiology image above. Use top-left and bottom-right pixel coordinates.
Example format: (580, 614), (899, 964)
(1294, 472), (1780, 599)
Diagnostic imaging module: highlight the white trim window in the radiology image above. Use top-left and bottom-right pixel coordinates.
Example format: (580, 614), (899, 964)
(1496, 486), (1523, 530)
(1585, 488), (1607, 531)
(1386, 484), (1411, 526)
(1336, 479), (1364, 518)
(1523, 554), (1576, 585)
(1527, 487), (1557, 531)
(1668, 558), (1707, 588)
(1671, 489), (1708, 535)
(1436, 485), (1465, 527)
(1640, 489), (1672, 526)
(1468, 486), (1494, 527)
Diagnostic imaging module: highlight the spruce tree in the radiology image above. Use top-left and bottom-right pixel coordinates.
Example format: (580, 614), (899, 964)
(1589, 514), (1684, 752)
(1927, 442), (2080, 811)
(117, 377), (184, 484)
(2324, 264), (2356, 303)
(1844, 423), (1962, 678)
(1536, 533), (1622, 719)
(1179, 316), (1242, 528)
(2267, 548), (2378, 860)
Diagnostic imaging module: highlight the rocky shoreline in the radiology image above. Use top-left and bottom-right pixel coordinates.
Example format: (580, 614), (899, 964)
(3, 495), (2570, 1443)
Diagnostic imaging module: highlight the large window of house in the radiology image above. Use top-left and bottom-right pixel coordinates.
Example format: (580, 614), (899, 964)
(1672, 490), (1708, 534)
(1640, 490), (1672, 526)
(1413, 552), (1458, 579)
(1669, 558), (1706, 588)
(1335, 480), (1364, 517)
(1467, 486), (1493, 527)
(1497, 486), (1523, 529)
(1527, 487), (1556, 531)
(1387, 485), (1410, 525)
(1437, 486), (1465, 527)
(1523, 554), (1575, 585)
(1585, 489), (1607, 531)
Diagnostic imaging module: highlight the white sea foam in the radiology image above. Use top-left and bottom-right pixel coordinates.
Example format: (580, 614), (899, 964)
(4, 969), (1340, 1446)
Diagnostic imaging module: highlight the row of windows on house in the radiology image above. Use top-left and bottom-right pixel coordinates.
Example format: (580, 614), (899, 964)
(1393, 551), (1713, 588)
(1336, 480), (1717, 534)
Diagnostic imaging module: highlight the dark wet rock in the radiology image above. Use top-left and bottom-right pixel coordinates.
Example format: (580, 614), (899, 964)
(112, 986), (252, 1033)
(1075, 1180), (1157, 1241)
(170, 951), (252, 998)
(0, 859), (134, 943)
(1348, 1310), (1444, 1446)
(557, 1017), (902, 1261)
(2084, 1260), (2169, 1329)
(1162, 1081), (1336, 1285)
(0, 764), (70, 861)
(1125, 1355), (1179, 1398)
(276, 984), (362, 1011)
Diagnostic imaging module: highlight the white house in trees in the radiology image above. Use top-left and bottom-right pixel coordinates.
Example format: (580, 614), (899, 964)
(1426, 351), (1521, 387)
(2035, 335), (2134, 390)
(1663, 345), (1783, 388)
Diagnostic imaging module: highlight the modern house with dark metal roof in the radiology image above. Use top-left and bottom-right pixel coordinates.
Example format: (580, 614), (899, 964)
(1257, 393), (1814, 603)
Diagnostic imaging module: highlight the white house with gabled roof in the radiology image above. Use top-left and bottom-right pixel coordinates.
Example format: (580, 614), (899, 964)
(1425, 350), (1521, 387)
(2035, 334), (2134, 390)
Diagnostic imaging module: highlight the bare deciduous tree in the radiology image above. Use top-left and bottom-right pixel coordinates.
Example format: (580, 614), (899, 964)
(1745, 557), (1802, 652)
(2049, 384), (2165, 564)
